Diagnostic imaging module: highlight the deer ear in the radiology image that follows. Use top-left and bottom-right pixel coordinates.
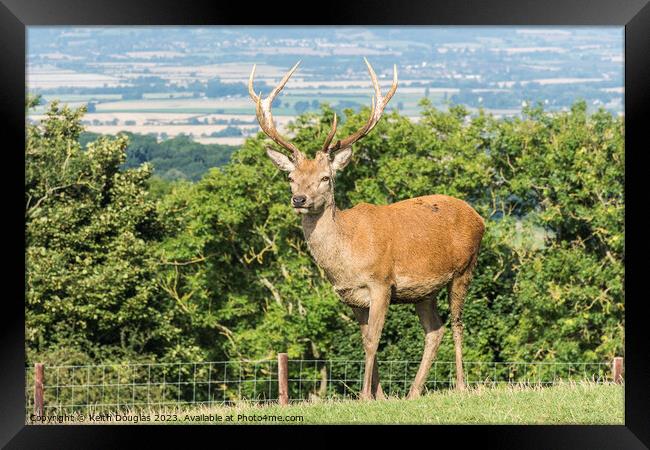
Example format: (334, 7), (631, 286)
(330, 147), (352, 172)
(266, 147), (295, 172)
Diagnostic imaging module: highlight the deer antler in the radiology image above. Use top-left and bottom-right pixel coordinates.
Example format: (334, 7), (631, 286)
(249, 62), (304, 161)
(324, 58), (398, 154)
(321, 113), (338, 152)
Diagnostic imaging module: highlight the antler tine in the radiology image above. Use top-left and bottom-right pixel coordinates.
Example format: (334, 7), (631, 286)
(268, 61), (301, 102)
(328, 59), (398, 152)
(321, 113), (338, 153)
(385, 64), (398, 104)
(364, 57), (382, 100)
(249, 62), (304, 161)
(248, 64), (260, 103)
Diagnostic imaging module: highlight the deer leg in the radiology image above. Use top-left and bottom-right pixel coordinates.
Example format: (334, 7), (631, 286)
(359, 286), (389, 401)
(407, 296), (445, 399)
(448, 257), (477, 391)
(352, 307), (386, 400)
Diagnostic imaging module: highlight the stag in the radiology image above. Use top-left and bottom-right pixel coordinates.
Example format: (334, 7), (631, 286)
(249, 59), (485, 400)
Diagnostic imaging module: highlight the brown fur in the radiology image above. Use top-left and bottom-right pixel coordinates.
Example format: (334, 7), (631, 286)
(257, 60), (484, 400)
(266, 151), (485, 399)
(304, 195), (484, 306)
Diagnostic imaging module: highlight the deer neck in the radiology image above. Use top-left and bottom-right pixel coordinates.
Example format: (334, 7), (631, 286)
(301, 202), (344, 274)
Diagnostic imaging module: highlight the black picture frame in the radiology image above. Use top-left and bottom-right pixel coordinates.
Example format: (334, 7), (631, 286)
(3, 0), (648, 447)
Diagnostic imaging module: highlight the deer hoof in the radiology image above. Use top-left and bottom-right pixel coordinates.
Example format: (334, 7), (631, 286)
(359, 392), (374, 401)
(406, 390), (421, 400)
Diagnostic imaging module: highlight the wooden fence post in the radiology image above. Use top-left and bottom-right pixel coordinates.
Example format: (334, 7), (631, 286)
(612, 356), (624, 384)
(278, 353), (288, 406)
(34, 363), (44, 417)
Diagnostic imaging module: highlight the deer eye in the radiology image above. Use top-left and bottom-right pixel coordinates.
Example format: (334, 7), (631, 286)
(321, 176), (330, 182)
(288, 176), (295, 182)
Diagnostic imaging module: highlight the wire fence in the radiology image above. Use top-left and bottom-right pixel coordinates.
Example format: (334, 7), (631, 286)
(26, 358), (617, 417)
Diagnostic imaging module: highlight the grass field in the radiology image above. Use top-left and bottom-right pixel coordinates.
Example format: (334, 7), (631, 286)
(66, 382), (623, 425)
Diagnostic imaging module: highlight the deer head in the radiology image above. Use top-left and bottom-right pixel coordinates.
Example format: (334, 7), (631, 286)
(249, 59), (398, 215)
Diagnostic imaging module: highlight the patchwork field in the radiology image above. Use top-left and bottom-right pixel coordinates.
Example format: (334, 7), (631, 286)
(28, 45), (618, 144)
(28, 83), (441, 142)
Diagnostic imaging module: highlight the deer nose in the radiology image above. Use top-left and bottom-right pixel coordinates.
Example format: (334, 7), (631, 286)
(292, 195), (307, 207)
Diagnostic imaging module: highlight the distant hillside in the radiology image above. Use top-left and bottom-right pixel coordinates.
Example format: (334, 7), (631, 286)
(79, 131), (237, 181)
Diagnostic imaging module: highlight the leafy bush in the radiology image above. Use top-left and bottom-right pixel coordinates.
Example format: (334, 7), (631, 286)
(26, 99), (624, 382)
(80, 131), (236, 182)
(26, 102), (204, 365)
(155, 101), (624, 367)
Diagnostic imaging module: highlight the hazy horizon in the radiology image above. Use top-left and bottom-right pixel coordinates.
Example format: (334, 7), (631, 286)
(27, 26), (623, 146)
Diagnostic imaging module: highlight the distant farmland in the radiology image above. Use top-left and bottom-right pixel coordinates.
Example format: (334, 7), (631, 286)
(28, 82), (450, 144)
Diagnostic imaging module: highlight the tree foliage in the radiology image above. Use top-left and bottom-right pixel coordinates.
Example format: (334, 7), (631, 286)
(25, 102), (202, 366)
(25, 99), (624, 370)
(79, 131), (236, 182)
(155, 100), (624, 365)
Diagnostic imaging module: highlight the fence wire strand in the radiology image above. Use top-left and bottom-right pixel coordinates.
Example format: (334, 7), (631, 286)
(26, 359), (615, 416)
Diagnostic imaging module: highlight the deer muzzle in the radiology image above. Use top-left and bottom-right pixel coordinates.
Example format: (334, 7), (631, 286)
(292, 195), (307, 207)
